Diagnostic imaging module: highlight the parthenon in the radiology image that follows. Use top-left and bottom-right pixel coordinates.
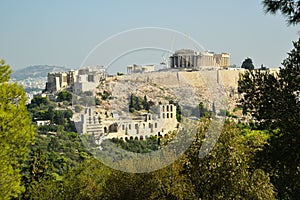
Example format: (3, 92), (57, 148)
(169, 49), (230, 69)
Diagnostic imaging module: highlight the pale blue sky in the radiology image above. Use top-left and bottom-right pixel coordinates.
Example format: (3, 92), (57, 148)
(0, 0), (299, 70)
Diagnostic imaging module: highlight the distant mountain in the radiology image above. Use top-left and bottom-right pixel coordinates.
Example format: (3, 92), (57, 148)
(12, 65), (71, 80)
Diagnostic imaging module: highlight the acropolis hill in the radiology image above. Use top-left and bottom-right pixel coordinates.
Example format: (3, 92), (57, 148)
(43, 65), (280, 141)
(99, 69), (244, 116)
(43, 49), (280, 141)
(72, 69), (258, 141)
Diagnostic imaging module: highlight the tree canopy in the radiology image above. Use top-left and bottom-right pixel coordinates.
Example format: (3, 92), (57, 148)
(238, 39), (300, 199)
(241, 57), (255, 70)
(57, 90), (72, 102)
(20, 120), (276, 200)
(263, 0), (300, 25)
(0, 60), (35, 199)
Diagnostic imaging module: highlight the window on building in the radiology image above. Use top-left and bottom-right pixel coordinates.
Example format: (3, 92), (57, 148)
(170, 105), (173, 112)
(135, 124), (138, 129)
(129, 124), (131, 130)
(167, 113), (169, 118)
(171, 113), (173, 118)
(122, 124), (125, 130)
(167, 105), (169, 112)
(155, 123), (157, 128)
(163, 113), (165, 118)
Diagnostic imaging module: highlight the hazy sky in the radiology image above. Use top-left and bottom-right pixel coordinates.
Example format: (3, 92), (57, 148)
(0, 0), (299, 71)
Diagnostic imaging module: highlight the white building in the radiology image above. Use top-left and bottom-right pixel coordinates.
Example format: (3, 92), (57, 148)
(73, 67), (106, 94)
(127, 64), (155, 74)
(73, 74), (98, 94)
(75, 104), (178, 141)
(36, 120), (51, 126)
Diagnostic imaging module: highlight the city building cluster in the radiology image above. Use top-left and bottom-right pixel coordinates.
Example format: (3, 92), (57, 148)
(44, 48), (231, 95)
(45, 67), (106, 94)
(39, 48), (232, 141)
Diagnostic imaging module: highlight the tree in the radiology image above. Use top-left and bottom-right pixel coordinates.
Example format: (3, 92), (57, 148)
(129, 94), (134, 112)
(0, 60), (35, 199)
(239, 2), (300, 196)
(241, 57), (255, 70)
(263, 0), (300, 25)
(212, 101), (216, 114)
(27, 95), (50, 108)
(128, 94), (148, 113)
(184, 120), (276, 199)
(238, 39), (300, 199)
(57, 90), (72, 102)
(169, 100), (182, 122)
(53, 109), (73, 126)
(134, 95), (141, 111)
(95, 97), (101, 106)
(175, 103), (182, 122)
(198, 102), (206, 117)
(47, 105), (55, 122)
(142, 95), (150, 111)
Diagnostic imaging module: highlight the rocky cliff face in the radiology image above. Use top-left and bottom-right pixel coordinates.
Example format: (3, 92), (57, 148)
(96, 70), (244, 118)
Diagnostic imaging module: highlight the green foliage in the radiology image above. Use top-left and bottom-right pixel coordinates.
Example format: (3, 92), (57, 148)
(238, 39), (300, 199)
(37, 124), (59, 133)
(22, 159), (110, 200)
(26, 120), (276, 199)
(238, 69), (281, 129)
(28, 95), (50, 108)
(53, 109), (73, 126)
(27, 96), (74, 131)
(27, 96), (55, 121)
(0, 59), (12, 83)
(95, 97), (101, 105)
(0, 60), (35, 199)
(142, 95), (150, 111)
(241, 57), (255, 70)
(184, 120), (276, 199)
(220, 109), (236, 117)
(102, 161), (196, 200)
(98, 90), (111, 100)
(110, 137), (159, 153)
(263, 0), (300, 25)
(169, 100), (182, 122)
(21, 131), (91, 199)
(176, 103), (182, 122)
(57, 90), (72, 102)
(129, 94), (151, 113)
(212, 101), (216, 114)
(198, 101), (207, 117)
(18, 114), (279, 200)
